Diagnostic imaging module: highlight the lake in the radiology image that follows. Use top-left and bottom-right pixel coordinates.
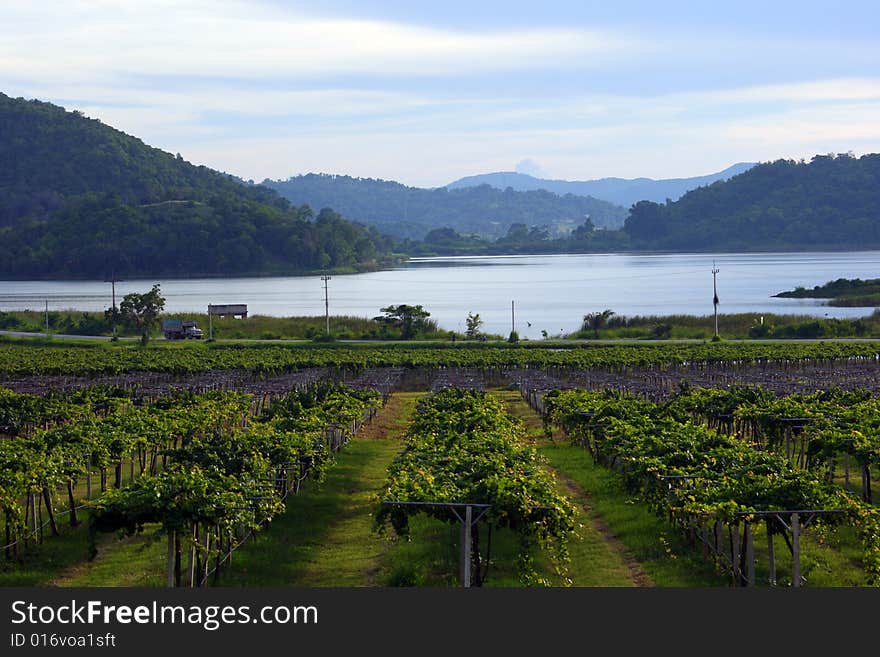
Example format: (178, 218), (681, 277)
(1, 251), (878, 340)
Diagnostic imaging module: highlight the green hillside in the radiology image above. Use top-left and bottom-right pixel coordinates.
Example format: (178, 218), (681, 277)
(0, 93), (392, 278)
(624, 153), (880, 250)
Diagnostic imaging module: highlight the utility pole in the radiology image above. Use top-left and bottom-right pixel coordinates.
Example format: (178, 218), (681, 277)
(321, 275), (331, 337)
(45, 300), (49, 338)
(104, 273), (122, 338)
(208, 304), (213, 341)
(712, 261), (720, 339)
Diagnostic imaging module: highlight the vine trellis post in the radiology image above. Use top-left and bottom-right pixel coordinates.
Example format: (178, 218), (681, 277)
(730, 510), (846, 587)
(382, 501), (492, 588)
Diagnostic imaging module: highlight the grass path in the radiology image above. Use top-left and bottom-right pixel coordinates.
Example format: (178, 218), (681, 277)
(492, 389), (645, 586)
(219, 392), (422, 586)
(51, 528), (165, 587)
(493, 388), (728, 587)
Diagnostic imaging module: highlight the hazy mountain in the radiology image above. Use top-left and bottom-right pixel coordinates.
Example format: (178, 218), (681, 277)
(446, 163), (756, 208)
(0, 93), (392, 278)
(263, 174), (628, 240)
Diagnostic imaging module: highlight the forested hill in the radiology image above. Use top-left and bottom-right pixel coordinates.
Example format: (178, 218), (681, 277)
(624, 154), (880, 250)
(263, 173), (627, 240)
(0, 93), (392, 278)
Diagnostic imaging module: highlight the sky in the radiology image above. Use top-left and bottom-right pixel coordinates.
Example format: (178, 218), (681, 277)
(2, 0), (879, 187)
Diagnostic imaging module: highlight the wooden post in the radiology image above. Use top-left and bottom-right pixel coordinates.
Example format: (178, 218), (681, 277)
(461, 505), (472, 588)
(187, 524), (197, 588)
(745, 521), (755, 587)
(42, 487), (59, 537)
(701, 521), (709, 560)
(4, 512), (11, 561)
(30, 492), (37, 546)
(67, 480), (78, 527)
(37, 490), (43, 543)
(767, 520), (776, 586)
(791, 513), (801, 588)
(471, 522), (482, 587)
(167, 531), (175, 588)
(174, 533), (182, 587)
(202, 527), (211, 587)
(731, 523), (741, 586)
(85, 454), (91, 499)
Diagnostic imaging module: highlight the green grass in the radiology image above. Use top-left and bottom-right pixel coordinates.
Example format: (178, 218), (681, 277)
(380, 515), (543, 587)
(7, 307), (880, 343)
(538, 444), (727, 587)
(218, 392), (422, 586)
(217, 438), (402, 586)
(0, 522), (94, 586)
(52, 527), (166, 587)
(0, 457), (161, 586)
(381, 390), (636, 587)
(0, 310), (461, 341)
(492, 387), (725, 587)
(538, 443), (871, 587)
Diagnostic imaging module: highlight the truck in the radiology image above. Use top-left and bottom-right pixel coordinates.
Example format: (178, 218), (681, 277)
(161, 319), (204, 340)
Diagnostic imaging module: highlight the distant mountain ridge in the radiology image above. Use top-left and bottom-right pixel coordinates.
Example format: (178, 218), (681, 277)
(446, 163), (756, 208)
(263, 174), (627, 241)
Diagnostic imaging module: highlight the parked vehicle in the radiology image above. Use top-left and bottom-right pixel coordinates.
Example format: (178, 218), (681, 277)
(162, 319), (204, 340)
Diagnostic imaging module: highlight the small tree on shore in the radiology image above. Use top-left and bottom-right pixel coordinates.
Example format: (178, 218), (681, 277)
(374, 304), (432, 339)
(582, 309), (615, 338)
(120, 284), (165, 346)
(465, 312), (483, 339)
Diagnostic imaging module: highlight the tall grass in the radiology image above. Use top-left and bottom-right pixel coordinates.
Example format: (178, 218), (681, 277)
(567, 311), (880, 340)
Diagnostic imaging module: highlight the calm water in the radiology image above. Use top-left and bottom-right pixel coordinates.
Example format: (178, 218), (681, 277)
(1, 252), (878, 340)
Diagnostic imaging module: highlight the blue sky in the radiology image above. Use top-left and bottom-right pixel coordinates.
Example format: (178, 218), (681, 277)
(2, 1), (878, 186)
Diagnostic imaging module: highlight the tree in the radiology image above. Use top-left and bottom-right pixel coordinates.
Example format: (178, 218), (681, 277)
(571, 218), (595, 241)
(582, 309), (615, 338)
(465, 312), (483, 339)
(120, 284), (165, 345)
(374, 304), (432, 339)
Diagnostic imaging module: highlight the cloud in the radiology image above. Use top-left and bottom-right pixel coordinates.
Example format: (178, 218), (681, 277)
(514, 158), (545, 177)
(0, 1), (631, 83)
(2, 2), (878, 186)
(721, 103), (880, 145)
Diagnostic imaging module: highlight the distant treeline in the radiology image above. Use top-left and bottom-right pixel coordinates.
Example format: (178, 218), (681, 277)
(775, 277), (880, 308)
(408, 153), (880, 256)
(263, 173), (628, 240)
